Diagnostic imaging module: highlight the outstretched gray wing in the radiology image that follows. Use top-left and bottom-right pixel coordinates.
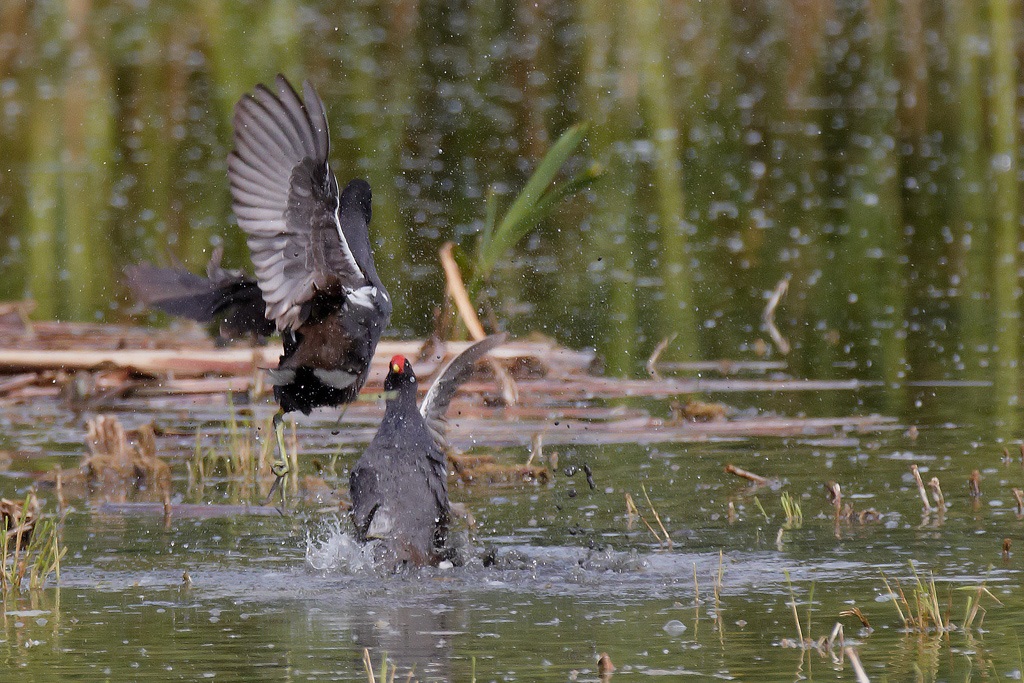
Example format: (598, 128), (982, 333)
(420, 334), (507, 450)
(228, 75), (365, 332)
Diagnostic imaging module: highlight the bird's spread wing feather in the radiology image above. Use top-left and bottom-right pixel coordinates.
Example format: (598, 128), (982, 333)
(420, 334), (507, 450)
(228, 75), (364, 331)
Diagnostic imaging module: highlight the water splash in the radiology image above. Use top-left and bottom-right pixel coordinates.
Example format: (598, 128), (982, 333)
(304, 516), (375, 574)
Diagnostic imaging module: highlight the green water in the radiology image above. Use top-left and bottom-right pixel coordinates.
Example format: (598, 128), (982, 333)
(2, 0), (1024, 680)
(1, 382), (1023, 680)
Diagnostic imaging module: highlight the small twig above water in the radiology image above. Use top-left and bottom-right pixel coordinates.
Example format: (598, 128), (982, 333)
(645, 333), (677, 380)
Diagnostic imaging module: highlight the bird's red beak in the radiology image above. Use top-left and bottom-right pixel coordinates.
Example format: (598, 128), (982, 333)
(390, 355), (406, 374)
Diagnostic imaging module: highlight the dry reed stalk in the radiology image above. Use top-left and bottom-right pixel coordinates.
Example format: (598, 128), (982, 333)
(597, 652), (615, 676)
(828, 622), (844, 648)
(928, 477), (946, 511)
(784, 570), (804, 644)
(362, 648), (375, 683)
(714, 550), (725, 639)
(625, 491), (666, 547)
(438, 242), (518, 404)
(55, 466), (65, 511)
(641, 483), (672, 549)
(844, 646), (870, 683)
(910, 464), (931, 511)
(527, 432), (542, 467)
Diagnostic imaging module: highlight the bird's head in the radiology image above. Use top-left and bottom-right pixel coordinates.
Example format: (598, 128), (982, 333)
(384, 354), (416, 393)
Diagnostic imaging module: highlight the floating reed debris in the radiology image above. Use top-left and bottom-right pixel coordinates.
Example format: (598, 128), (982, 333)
(968, 470), (981, 498)
(448, 452), (550, 485)
(927, 477), (946, 511)
(910, 464), (931, 511)
(671, 399), (731, 423)
(725, 464), (768, 486)
(1012, 488), (1024, 516)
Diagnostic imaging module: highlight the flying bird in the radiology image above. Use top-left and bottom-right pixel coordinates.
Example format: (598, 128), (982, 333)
(127, 75), (392, 467)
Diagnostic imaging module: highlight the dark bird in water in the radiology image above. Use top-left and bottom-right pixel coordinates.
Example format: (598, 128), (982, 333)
(125, 246), (274, 343)
(350, 334), (506, 568)
(126, 75), (391, 464)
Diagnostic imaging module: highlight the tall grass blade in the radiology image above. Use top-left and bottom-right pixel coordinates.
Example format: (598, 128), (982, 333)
(476, 123), (590, 279)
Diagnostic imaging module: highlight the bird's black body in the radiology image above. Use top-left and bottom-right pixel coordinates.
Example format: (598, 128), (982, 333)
(350, 357), (449, 566)
(229, 79), (391, 417)
(349, 335), (506, 568)
(126, 76), (391, 421)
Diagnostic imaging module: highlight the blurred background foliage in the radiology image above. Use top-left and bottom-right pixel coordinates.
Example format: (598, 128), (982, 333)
(0, 0), (1021, 394)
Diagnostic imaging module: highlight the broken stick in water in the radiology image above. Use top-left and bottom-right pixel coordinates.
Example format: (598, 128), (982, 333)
(762, 277), (790, 355)
(968, 470), (981, 498)
(725, 463), (769, 486)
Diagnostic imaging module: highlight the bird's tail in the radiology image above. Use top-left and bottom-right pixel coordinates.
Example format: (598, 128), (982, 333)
(125, 251), (272, 338)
